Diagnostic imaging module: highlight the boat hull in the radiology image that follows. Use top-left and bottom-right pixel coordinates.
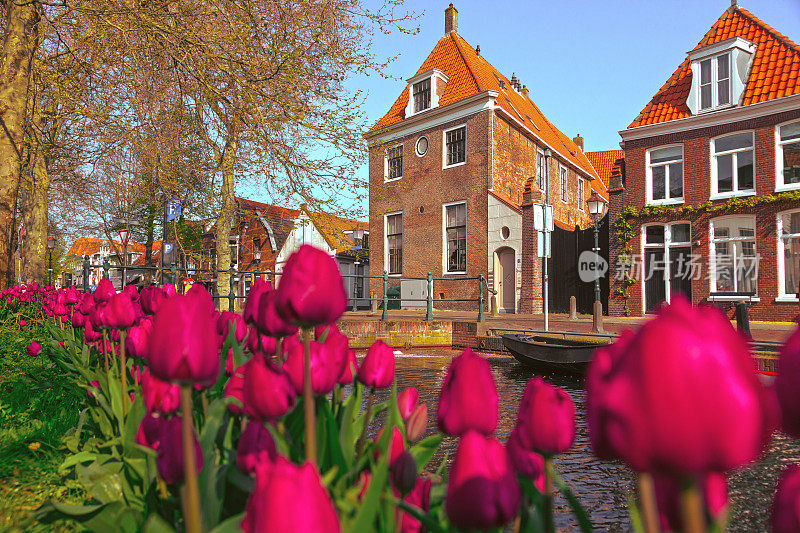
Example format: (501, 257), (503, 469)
(501, 334), (605, 375)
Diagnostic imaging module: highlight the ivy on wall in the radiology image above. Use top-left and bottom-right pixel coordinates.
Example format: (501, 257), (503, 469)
(611, 190), (800, 314)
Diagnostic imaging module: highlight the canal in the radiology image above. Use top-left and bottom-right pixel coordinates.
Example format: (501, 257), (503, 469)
(381, 350), (800, 532)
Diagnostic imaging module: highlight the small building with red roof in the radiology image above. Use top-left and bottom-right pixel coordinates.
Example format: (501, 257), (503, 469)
(610, 2), (800, 320)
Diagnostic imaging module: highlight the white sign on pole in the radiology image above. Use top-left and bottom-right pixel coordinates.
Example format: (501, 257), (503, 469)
(533, 204), (544, 231)
(544, 204), (554, 232)
(536, 230), (551, 258)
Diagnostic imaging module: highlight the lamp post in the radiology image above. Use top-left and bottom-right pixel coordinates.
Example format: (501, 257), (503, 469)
(586, 191), (608, 333)
(46, 235), (55, 286)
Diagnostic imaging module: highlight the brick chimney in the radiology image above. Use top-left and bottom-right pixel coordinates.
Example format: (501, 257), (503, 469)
(445, 3), (458, 34)
(521, 85), (529, 98)
(572, 134), (584, 152)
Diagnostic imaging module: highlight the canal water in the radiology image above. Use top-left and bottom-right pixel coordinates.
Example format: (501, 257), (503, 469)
(381, 351), (800, 532)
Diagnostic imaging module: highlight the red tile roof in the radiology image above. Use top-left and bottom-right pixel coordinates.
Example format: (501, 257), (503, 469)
(630, 6), (800, 128)
(585, 150), (624, 192)
(369, 32), (598, 179)
(67, 237), (161, 258)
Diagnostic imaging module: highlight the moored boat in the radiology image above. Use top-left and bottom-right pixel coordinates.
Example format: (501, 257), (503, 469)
(501, 333), (611, 376)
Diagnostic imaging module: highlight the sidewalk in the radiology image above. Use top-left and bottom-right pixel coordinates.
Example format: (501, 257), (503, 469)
(340, 309), (797, 345)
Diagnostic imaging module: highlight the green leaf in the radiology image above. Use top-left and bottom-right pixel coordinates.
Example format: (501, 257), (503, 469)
(395, 499), (448, 533)
(409, 433), (443, 471)
(552, 469), (593, 533)
(349, 448), (390, 532)
(319, 397), (346, 474)
(627, 494), (645, 533)
(35, 501), (142, 533)
(339, 382), (363, 462)
(142, 513), (177, 533)
(209, 512), (244, 533)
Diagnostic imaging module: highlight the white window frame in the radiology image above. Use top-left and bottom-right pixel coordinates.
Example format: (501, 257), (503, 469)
(777, 208), (800, 302)
(710, 131), (756, 200)
(640, 221), (693, 313)
(646, 144), (685, 205)
(560, 165), (568, 203)
(697, 52), (732, 112)
(384, 143), (404, 183)
(775, 119), (800, 192)
(442, 124), (467, 169)
(412, 78), (432, 113)
(578, 179), (585, 211)
(384, 211), (403, 277)
(442, 200), (467, 275)
(708, 215), (759, 300)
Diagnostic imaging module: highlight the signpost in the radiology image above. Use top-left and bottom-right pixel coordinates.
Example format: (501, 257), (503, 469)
(533, 204), (553, 331)
(113, 216), (137, 288)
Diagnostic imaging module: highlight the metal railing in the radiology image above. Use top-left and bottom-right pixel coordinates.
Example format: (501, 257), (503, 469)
(77, 256), (497, 321)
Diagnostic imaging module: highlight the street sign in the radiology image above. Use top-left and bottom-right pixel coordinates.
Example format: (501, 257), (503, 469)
(532, 204), (553, 232)
(166, 199), (182, 222)
(537, 230), (551, 258)
(544, 204), (553, 232)
(118, 228), (131, 247)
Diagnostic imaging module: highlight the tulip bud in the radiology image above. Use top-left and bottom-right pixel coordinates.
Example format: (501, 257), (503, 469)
(772, 464), (800, 533)
(86, 380), (101, 400)
(140, 286), (167, 315)
(225, 366), (247, 414)
(405, 403), (428, 443)
(26, 342), (42, 357)
(93, 279), (116, 304)
(246, 326), (277, 356)
(242, 458), (340, 533)
(237, 420), (277, 475)
(126, 317), (153, 360)
(437, 348), (498, 437)
(243, 278), (271, 326)
(156, 416), (203, 484)
(136, 412), (165, 450)
(391, 451), (418, 497)
(515, 377), (575, 457)
(243, 356), (296, 421)
(397, 387), (419, 420)
(506, 428), (545, 491)
(446, 431), (520, 530)
(18, 319), (26, 327)
(218, 311), (248, 343)
(140, 368), (181, 414)
(255, 289), (298, 338)
(357, 471), (371, 501)
(357, 340), (395, 389)
(275, 244), (347, 327)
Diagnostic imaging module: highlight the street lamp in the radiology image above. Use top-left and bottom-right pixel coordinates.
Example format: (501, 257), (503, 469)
(586, 191), (608, 332)
(46, 235), (55, 286)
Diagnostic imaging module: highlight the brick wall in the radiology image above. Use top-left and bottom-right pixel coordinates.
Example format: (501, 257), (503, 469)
(610, 107), (800, 321)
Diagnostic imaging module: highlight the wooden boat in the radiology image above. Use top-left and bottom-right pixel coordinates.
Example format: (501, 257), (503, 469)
(501, 333), (610, 375)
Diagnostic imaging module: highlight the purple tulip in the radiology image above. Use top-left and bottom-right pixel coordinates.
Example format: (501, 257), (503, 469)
(275, 244), (347, 327)
(246, 327), (277, 356)
(156, 416), (203, 484)
(515, 377), (575, 456)
(586, 297), (777, 474)
(255, 289), (298, 338)
(446, 430), (521, 530)
(400, 477), (432, 533)
(71, 311), (85, 328)
(140, 368), (181, 414)
(397, 387), (419, 420)
(225, 365), (247, 414)
(437, 348), (498, 437)
(148, 289), (220, 387)
(772, 464), (800, 533)
(338, 349), (358, 384)
(217, 311), (248, 343)
(243, 278), (271, 326)
(654, 472), (728, 532)
(105, 292), (137, 329)
(126, 317), (153, 360)
(242, 457), (340, 533)
(26, 342), (42, 357)
(390, 451), (418, 496)
(186, 283), (215, 313)
(506, 427), (545, 491)
(243, 356), (296, 420)
(775, 328), (800, 437)
(283, 335), (345, 395)
(136, 413), (166, 450)
(83, 320), (101, 342)
(237, 420), (277, 475)
(140, 286), (167, 315)
(93, 279), (116, 303)
(357, 340), (395, 389)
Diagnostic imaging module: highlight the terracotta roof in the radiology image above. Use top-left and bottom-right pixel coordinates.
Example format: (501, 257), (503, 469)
(369, 32), (598, 179)
(67, 237), (159, 258)
(630, 6), (800, 128)
(585, 150), (624, 193)
(305, 209), (369, 255)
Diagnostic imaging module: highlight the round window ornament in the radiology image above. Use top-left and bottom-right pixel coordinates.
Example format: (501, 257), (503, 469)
(415, 136), (429, 157)
(419, 206), (425, 214)
(501, 226), (510, 240)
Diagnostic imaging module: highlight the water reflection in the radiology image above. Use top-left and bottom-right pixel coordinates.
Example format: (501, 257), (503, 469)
(374, 352), (800, 532)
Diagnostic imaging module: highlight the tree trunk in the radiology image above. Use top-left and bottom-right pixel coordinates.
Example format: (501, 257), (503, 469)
(143, 203), (155, 283)
(0, 1), (39, 288)
(20, 145), (47, 284)
(214, 140), (237, 310)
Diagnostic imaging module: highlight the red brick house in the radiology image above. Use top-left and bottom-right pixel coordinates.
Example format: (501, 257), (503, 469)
(366, 4), (605, 312)
(609, 4), (800, 321)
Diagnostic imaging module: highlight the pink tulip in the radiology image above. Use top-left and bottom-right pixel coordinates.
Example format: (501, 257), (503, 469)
(243, 356), (296, 420)
(586, 298), (777, 474)
(225, 366), (247, 414)
(242, 458), (341, 533)
(437, 348), (498, 436)
(18, 319), (26, 327)
(218, 311), (247, 343)
(140, 368), (181, 414)
(283, 335), (344, 395)
(772, 463), (800, 533)
(136, 413), (165, 450)
(246, 327), (277, 356)
(26, 342), (42, 357)
(515, 377), (575, 456)
(71, 311), (85, 328)
(406, 403), (428, 442)
(357, 340), (395, 389)
(400, 477), (432, 533)
(275, 244), (347, 327)
(86, 380), (101, 400)
(243, 278), (271, 326)
(83, 320), (101, 342)
(397, 387), (419, 420)
(187, 283), (215, 313)
(237, 420), (277, 475)
(446, 430), (520, 530)
(775, 328), (800, 437)
(163, 283), (176, 297)
(506, 428), (545, 491)
(156, 416), (203, 484)
(255, 289), (298, 338)
(93, 279), (116, 303)
(654, 472), (728, 532)
(126, 317), (153, 360)
(148, 290), (220, 387)
(140, 286), (167, 315)
(337, 349), (358, 384)
(105, 292), (137, 329)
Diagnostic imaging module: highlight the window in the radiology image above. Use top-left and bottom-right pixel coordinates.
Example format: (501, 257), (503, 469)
(229, 237), (239, 268)
(413, 79), (431, 113)
(778, 121), (800, 188)
(710, 217), (757, 294)
(642, 222), (693, 311)
(712, 132), (754, 196)
(386, 213), (402, 275)
(560, 166), (567, 203)
(647, 145), (684, 204)
(354, 264), (364, 299)
(699, 53), (731, 110)
(415, 136), (428, 157)
(578, 179), (585, 211)
(536, 151), (545, 189)
(253, 237), (261, 251)
(445, 126), (466, 167)
(386, 145), (403, 181)
(444, 202), (466, 273)
(779, 210), (800, 298)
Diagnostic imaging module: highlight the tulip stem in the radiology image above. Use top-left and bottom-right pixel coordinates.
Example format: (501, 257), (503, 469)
(120, 330), (128, 416)
(681, 477), (707, 533)
(544, 457), (554, 533)
(101, 330), (109, 375)
(302, 329), (317, 464)
(180, 386), (202, 533)
(638, 472), (661, 533)
(356, 387), (375, 458)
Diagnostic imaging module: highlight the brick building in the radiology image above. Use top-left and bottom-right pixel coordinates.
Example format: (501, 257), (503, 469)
(365, 4), (606, 312)
(609, 4), (800, 321)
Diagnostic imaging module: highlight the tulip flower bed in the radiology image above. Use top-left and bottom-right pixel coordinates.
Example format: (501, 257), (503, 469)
(1, 243), (799, 532)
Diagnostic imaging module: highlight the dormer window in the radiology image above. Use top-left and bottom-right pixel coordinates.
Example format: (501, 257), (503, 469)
(687, 37), (755, 115)
(699, 53), (730, 110)
(413, 79), (431, 112)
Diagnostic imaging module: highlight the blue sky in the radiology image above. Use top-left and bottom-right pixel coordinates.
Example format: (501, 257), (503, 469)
(247, 0), (800, 215)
